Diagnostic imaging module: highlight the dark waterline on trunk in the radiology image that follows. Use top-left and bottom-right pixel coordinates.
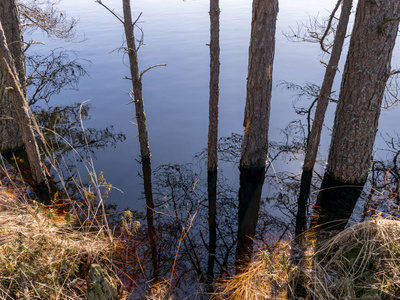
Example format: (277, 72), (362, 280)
(142, 155), (158, 281)
(235, 165), (265, 271)
(295, 168), (312, 240)
(206, 169), (217, 286)
(312, 171), (365, 232)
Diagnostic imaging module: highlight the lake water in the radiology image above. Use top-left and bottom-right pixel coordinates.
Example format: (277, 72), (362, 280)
(26, 0), (400, 213)
(20, 0), (400, 296)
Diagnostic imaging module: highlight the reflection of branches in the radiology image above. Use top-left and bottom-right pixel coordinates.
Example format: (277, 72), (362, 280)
(197, 128), (305, 171)
(124, 137), (316, 295)
(383, 72), (400, 110)
(284, 14), (337, 53)
(280, 80), (338, 103)
(279, 80), (337, 140)
(19, 0), (77, 40)
(34, 103), (125, 159)
(363, 133), (400, 220)
(26, 49), (89, 105)
(284, 0), (346, 53)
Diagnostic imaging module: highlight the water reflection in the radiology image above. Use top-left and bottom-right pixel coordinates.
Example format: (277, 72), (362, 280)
(35, 103), (125, 198)
(26, 49), (88, 105)
(8, 0), (400, 297)
(109, 129), (305, 297)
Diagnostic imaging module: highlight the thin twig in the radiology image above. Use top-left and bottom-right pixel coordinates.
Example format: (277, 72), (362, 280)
(95, 0), (124, 24)
(139, 63), (167, 80)
(320, 0), (342, 53)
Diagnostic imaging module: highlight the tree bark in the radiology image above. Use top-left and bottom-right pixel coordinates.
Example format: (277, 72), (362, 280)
(313, 0), (400, 231)
(235, 0), (278, 270)
(295, 0), (352, 239)
(0, 0), (24, 153)
(206, 0), (220, 286)
(122, 0), (158, 281)
(0, 21), (46, 187)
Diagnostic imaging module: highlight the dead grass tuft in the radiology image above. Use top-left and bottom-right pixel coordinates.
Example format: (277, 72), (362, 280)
(144, 280), (174, 300)
(213, 241), (293, 300)
(0, 188), (114, 299)
(213, 217), (400, 300)
(305, 216), (400, 299)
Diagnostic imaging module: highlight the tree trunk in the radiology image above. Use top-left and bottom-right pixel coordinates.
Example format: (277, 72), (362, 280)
(295, 0), (352, 240)
(235, 0), (278, 270)
(313, 0), (400, 231)
(122, 0), (158, 281)
(0, 21), (46, 188)
(0, 0), (24, 153)
(206, 0), (220, 286)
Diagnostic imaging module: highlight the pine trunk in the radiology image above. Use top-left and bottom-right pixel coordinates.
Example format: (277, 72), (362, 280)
(0, 0), (24, 153)
(122, 0), (158, 280)
(295, 0), (352, 239)
(313, 0), (400, 230)
(0, 22), (46, 189)
(206, 0), (220, 285)
(235, 0), (278, 270)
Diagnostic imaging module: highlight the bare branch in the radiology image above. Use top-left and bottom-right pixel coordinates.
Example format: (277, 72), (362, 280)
(19, 0), (78, 40)
(133, 12), (142, 26)
(139, 63), (167, 80)
(95, 0), (124, 24)
(23, 40), (45, 53)
(320, 0), (342, 53)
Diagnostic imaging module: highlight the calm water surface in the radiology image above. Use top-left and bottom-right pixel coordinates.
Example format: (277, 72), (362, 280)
(28, 0), (400, 211)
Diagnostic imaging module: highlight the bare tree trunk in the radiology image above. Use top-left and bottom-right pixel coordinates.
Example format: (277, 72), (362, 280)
(0, 0), (24, 153)
(206, 0), (220, 287)
(122, 0), (158, 281)
(235, 0), (278, 271)
(0, 22), (46, 188)
(295, 0), (352, 240)
(313, 0), (400, 231)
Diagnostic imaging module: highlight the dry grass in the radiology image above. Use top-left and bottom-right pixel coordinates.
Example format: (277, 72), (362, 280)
(305, 216), (400, 299)
(212, 217), (400, 300)
(0, 187), (114, 299)
(213, 241), (293, 300)
(144, 280), (174, 300)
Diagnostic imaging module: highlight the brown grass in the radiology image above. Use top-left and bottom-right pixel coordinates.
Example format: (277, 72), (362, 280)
(213, 241), (293, 300)
(305, 216), (400, 299)
(212, 216), (400, 300)
(0, 188), (114, 299)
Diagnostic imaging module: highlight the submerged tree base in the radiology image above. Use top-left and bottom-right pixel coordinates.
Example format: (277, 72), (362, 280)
(312, 171), (365, 231)
(295, 168), (313, 239)
(236, 165), (265, 269)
